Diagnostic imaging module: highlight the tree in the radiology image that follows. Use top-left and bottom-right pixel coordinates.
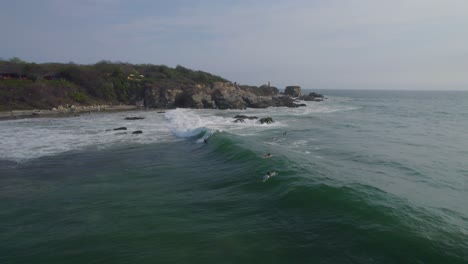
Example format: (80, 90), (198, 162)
(9, 57), (25, 64)
(22, 63), (41, 82)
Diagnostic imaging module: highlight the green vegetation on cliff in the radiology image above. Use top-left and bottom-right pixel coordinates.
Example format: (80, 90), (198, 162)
(0, 58), (228, 110)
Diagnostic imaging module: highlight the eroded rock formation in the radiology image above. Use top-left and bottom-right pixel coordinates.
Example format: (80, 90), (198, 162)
(285, 86), (302, 97)
(144, 82), (303, 110)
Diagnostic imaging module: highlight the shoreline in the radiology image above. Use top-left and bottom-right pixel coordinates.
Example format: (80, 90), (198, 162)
(0, 105), (142, 121)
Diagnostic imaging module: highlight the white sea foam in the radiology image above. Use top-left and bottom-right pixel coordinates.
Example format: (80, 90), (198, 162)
(291, 140), (309, 147)
(164, 109), (210, 137)
(164, 108), (285, 138)
(0, 97), (355, 161)
(283, 97), (359, 115)
(0, 111), (173, 161)
(0, 108), (284, 161)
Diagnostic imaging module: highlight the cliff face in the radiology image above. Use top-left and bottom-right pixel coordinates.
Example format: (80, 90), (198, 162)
(0, 60), (326, 111)
(144, 82), (300, 109)
(0, 60), (327, 111)
(285, 86), (302, 97)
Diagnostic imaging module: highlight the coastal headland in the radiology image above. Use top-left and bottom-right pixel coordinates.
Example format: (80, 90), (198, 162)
(0, 59), (323, 120)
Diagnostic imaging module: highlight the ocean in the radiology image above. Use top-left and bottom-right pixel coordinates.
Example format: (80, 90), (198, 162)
(1, 90), (467, 263)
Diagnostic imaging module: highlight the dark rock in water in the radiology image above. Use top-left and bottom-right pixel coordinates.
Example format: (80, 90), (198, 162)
(309, 92), (324, 98)
(300, 92), (325, 101)
(157, 111), (166, 113)
(113, 127), (127, 131)
(125, 117), (145, 120)
(132, 130), (143, 134)
(285, 86), (302, 97)
(259, 117), (274, 124)
(233, 115), (258, 120)
(296, 103), (307, 107)
(233, 115), (259, 123)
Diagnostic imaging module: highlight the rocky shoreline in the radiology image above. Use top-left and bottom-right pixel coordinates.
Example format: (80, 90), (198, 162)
(143, 82), (324, 109)
(0, 104), (138, 121)
(0, 83), (324, 121)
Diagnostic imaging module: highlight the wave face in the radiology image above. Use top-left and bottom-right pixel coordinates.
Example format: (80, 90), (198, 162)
(1, 91), (468, 263)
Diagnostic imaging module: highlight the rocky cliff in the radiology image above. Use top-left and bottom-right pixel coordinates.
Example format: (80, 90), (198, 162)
(144, 82), (302, 109)
(285, 86), (302, 97)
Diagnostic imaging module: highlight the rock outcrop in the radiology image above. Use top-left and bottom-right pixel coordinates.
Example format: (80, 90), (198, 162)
(233, 115), (258, 123)
(285, 86), (302, 97)
(300, 92), (324, 101)
(233, 115), (258, 120)
(143, 82), (303, 110)
(233, 115), (274, 124)
(259, 117), (274, 124)
(211, 82), (247, 109)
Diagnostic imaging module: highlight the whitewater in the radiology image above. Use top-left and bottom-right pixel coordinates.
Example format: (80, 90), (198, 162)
(0, 95), (354, 161)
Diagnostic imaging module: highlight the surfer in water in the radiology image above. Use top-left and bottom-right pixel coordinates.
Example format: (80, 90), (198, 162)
(262, 152), (272, 158)
(262, 172), (271, 181)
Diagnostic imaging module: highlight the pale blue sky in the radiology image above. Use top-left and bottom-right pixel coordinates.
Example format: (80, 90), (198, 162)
(2, 0), (468, 90)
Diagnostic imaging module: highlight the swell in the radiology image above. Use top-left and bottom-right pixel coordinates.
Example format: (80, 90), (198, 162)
(189, 131), (468, 262)
(1, 127), (466, 263)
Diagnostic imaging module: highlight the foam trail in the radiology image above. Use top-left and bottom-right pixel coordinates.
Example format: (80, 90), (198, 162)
(0, 111), (172, 161)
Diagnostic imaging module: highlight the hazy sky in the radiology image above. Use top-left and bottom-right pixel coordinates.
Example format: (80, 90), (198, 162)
(2, 0), (468, 90)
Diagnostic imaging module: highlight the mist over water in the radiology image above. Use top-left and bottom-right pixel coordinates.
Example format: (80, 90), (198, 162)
(1, 90), (467, 263)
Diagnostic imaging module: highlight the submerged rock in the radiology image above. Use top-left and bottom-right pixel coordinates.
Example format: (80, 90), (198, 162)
(300, 92), (324, 101)
(132, 130), (143, 134)
(233, 115), (258, 120)
(113, 127), (127, 131)
(233, 114), (259, 123)
(124, 117), (145, 120)
(259, 117), (274, 124)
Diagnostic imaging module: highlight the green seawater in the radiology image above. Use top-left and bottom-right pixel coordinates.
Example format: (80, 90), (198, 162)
(1, 90), (467, 263)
